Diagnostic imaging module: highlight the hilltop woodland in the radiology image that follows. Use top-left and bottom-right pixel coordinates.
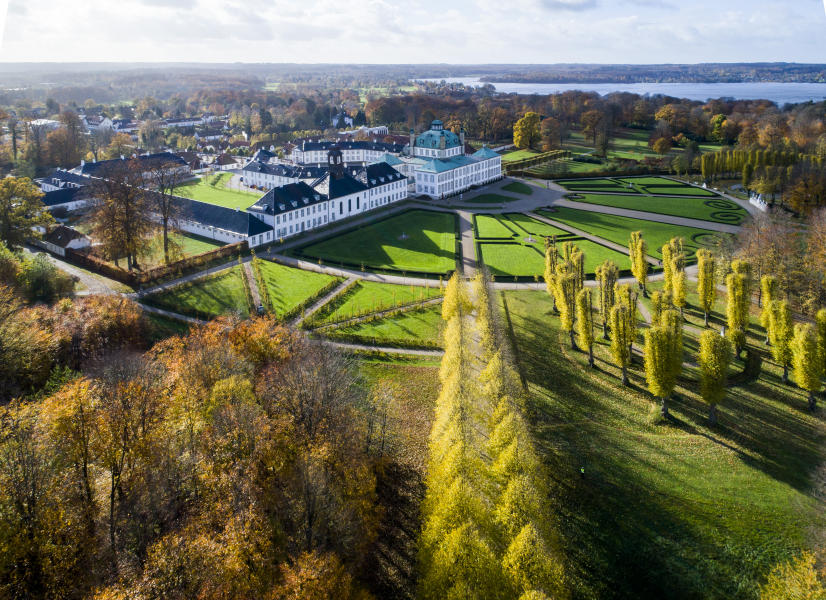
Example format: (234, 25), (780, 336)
(2, 77), (826, 212)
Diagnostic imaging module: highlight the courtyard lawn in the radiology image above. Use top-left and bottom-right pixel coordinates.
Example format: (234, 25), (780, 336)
(567, 193), (747, 225)
(466, 193), (522, 204)
(505, 213), (571, 239)
(297, 210), (457, 274)
(538, 207), (726, 262)
(474, 214), (518, 239)
(144, 265), (250, 319)
(479, 238), (628, 277)
(501, 149), (541, 163)
(502, 181), (534, 195)
(325, 305), (444, 348)
(173, 172), (261, 210)
(618, 176), (718, 197)
(556, 178), (641, 194)
(138, 232), (224, 268)
(255, 259), (340, 318)
(502, 289), (826, 599)
(316, 280), (443, 324)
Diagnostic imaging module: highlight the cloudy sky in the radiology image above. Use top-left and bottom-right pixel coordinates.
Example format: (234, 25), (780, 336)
(0, 0), (824, 63)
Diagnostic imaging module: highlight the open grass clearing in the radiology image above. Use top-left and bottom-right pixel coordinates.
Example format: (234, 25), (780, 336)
(501, 149), (542, 163)
(502, 181), (534, 195)
(172, 172), (261, 210)
(557, 178), (642, 194)
(474, 214), (518, 239)
(567, 193), (747, 225)
(479, 238), (628, 277)
(505, 213), (571, 239)
(325, 305), (444, 348)
(143, 265), (250, 319)
(315, 280), (443, 324)
(618, 176), (718, 197)
(255, 259), (340, 318)
(296, 210), (457, 274)
(538, 206), (727, 261)
(501, 288), (825, 599)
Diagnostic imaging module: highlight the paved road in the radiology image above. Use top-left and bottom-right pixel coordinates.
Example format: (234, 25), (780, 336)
(457, 210), (477, 276)
(291, 276), (357, 327)
(324, 341), (444, 357)
(24, 245), (121, 295)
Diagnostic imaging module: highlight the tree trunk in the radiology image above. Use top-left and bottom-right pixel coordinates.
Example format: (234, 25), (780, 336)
(602, 321), (609, 340)
(569, 329), (578, 351)
(162, 215), (169, 264)
(621, 366), (629, 386)
(782, 364), (789, 384)
(809, 392), (817, 412)
(588, 344), (595, 368)
(661, 397), (669, 418)
(708, 404), (718, 425)
(704, 311), (709, 328)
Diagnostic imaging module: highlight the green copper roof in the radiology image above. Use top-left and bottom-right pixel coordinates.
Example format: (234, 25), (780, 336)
(415, 129), (461, 149)
(417, 155), (479, 173)
(472, 146), (500, 160)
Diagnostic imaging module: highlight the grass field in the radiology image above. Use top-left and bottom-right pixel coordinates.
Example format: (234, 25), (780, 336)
(479, 238), (629, 277)
(137, 232), (224, 268)
(297, 210), (456, 274)
(557, 178), (642, 194)
(501, 149), (541, 163)
(502, 181), (534, 195)
(568, 193), (747, 225)
(325, 305), (444, 348)
(466, 193), (522, 204)
(173, 172), (261, 210)
(618, 176), (718, 197)
(316, 280), (443, 324)
(255, 260), (340, 317)
(144, 265), (250, 319)
(475, 214), (518, 239)
(538, 207), (726, 261)
(501, 288), (825, 599)
(505, 213), (571, 239)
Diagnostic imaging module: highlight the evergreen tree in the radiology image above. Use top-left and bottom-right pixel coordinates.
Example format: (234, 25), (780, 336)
(576, 289), (595, 368)
(610, 304), (633, 386)
(759, 275), (779, 345)
(769, 299), (794, 384)
(629, 231), (648, 295)
(792, 323), (823, 411)
(699, 330), (732, 425)
(595, 260), (619, 339)
(697, 249), (716, 327)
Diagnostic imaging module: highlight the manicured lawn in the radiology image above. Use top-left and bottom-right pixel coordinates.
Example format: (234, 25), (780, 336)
(325, 305), (444, 348)
(501, 149), (541, 163)
(297, 210), (456, 274)
(173, 172), (261, 210)
(505, 213), (571, 239)
(466, 193), (521, 204)
(567, 193), (747, 225)
(479, 239), (628, 277)
(502, 289), (826, 599)
(618, 176), (718, 197)
(557, 178), (641, 194)
(538, 207), (726, 261)
(255, 259), (340, 317)
(502, 181), (533, 195)
(144, 265), (250, 319)
(474, 214), (517, 239)
(138, 232), (224, 268)
(316, 280), (443, 324)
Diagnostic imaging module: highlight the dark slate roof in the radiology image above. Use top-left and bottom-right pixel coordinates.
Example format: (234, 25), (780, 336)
(241, 161), (297, 177)
(76, 152), (187, 176)
(251, 148), (276, 162)
(352, 162), (407, 188)
(292, 166), (328, 180)
(297, 140), (405, 154)
(310, 172), (368, 200)
(171, 196), (272, 236)
(44, 225), (87, 247)
(42, 169), (91, 188)
(248, 182), (326, 217)
(42, 187), (84, 207)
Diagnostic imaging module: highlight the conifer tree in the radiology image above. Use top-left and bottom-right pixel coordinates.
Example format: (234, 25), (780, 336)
(595, 260), (619, 339)
(726, 272), (749, 356)
(760, 275), (779, 345)
(769, 299), (794, 384)
(502, 524), (563, 599)
(699, 330), (731, 425)
(576, 288), (595, 367)
(644, 312), (682, 418)
(792, 323), (823, 411)
(629, 231), (648, 295)
(610, 303), (633, 386)
(697, 249), (716, 327)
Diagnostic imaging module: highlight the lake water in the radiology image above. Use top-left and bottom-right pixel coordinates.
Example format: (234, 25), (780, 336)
(421, 77), (826, 104)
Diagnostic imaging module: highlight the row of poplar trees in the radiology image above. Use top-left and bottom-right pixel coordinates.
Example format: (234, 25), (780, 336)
(544, 232), (826, 422)
(418, 273), (565, 599)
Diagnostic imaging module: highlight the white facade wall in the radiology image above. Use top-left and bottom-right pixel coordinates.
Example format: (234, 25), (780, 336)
(176, 218), (271, 248)
(242, 170), (297, 190)
(292, 147), (392, 166)
(414, 157), (502, 198)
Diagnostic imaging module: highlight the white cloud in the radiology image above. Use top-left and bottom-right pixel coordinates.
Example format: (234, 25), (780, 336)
(0, 0), (824, 63)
